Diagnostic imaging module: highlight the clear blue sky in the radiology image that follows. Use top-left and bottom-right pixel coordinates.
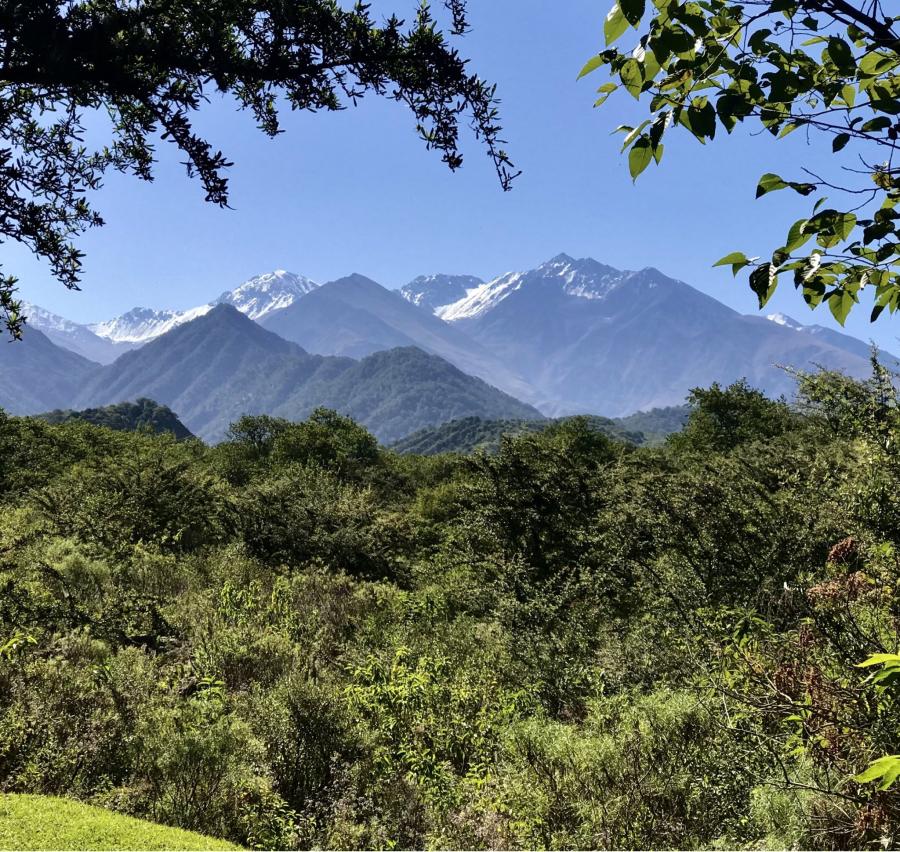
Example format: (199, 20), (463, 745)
(5, 0), (898, 351)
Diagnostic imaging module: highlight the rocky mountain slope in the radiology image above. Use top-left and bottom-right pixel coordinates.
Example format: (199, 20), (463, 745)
(408, 254), (890, 416)
(261, 274), (541, 406)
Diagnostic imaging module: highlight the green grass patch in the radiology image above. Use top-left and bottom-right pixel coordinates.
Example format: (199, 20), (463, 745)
(0, 794), (241, 851)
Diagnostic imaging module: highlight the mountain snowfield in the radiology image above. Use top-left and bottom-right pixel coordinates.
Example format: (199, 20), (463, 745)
(431, 255), (632, 322)
(12, 253), (894, 434)
(88, 270), (318, 344)
(21, 270), (319, 363)
(401, 274), (483, 314)
(402, 253), (894, 416)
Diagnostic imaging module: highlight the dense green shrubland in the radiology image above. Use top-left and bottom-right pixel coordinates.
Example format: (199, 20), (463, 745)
(2, 375), (900, 849)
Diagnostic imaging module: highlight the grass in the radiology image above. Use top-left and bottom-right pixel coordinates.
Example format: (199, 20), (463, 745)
(0, 794), (242, 851)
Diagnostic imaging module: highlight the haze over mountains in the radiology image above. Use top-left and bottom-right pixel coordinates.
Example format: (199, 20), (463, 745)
(11, 253), (892, 441)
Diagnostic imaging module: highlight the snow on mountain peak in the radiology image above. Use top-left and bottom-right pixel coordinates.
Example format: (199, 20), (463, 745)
(401, 273), (484, 313)
(766, 312), (805, 331)
(437, 271), (525, 322)
(541, 255), (628, 300)
(90, 305), (213, 343)
(89, 270), (319, 344)
(214, 270), (318, 320)
(21, 302), (83, 334)
(435, 255), (629, 322)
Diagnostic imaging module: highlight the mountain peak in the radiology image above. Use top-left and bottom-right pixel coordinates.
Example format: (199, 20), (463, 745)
(766, 312), (805, 331)
(90, 304), (213, 343)
(331, 273), (383, 289)
(400, 273), (484, 313)
(213, 269), (318, 320)
(89, 269), (319, 345)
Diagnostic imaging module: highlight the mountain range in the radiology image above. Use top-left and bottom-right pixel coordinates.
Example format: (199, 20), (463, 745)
(10, 253), (893, 442)
(405, 254), (892, 416)
(8, 304), (539, 442)
(23, 270), (318, 365)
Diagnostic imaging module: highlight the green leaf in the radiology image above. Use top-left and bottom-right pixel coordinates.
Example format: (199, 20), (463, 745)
(786, 219), (811, 252)
(832, 133), (850, 152)
(749, 262), (778, 308)
(856, 653), (900, 668)
(620, 0), (646, 27)
(640, 47), (660, 81)
(620, 119), (650, 150)
(578, 55), (605, 79)
(628, 137), (653, 180)
(854, 755), (900, 786)
(828, 289), (855, 325)
(713, 251), (749, 275)
(826, 37), (856, 75)
(620, 58), (644, 98)
(756, 173), (788, 198)
(605, 2), (629, 45)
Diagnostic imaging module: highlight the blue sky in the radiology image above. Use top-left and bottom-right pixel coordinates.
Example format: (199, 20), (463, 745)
(5, 0), (899, 351)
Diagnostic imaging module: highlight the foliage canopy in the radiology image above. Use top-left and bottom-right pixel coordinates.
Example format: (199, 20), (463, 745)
(4, 367), (900, 847)
(0, 0), (516, 337)
(581, 0), (900, 325)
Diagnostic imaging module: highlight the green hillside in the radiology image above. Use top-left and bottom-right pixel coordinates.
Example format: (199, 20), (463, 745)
(73, 306), (540, 443)
(0, 795), (240, 851)
(389, 411), (678, 455)
(37, 399), (194, 440)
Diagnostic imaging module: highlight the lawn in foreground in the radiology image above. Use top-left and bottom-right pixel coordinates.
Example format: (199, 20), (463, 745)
(0, 794), (241, 851)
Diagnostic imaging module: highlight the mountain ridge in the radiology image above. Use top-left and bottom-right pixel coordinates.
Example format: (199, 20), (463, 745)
(410, 254), (894, 416)
(262, 273), (543, 406)
(67, 305), (541, 442)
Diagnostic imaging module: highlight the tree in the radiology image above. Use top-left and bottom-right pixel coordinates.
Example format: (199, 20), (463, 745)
(580, 0), (900, 325)
(0, 0), (517, 338)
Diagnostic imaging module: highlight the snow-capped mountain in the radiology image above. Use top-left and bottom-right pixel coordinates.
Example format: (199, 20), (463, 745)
(90, 305), (214, 344)
(766, 312), (878, 361)
(401, 274), (483, 314)
(22, 302), (136, 364)
(89, 269), (319, 345)
(766, 312), (805, 331)
(22, 302), (84, 336)
(408, 252), (893, 416)
(212, 270), (318, 320)
(435, 254), (630, 322)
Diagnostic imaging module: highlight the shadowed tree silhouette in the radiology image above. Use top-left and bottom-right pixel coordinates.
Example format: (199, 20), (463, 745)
(0, 0), (518, 337)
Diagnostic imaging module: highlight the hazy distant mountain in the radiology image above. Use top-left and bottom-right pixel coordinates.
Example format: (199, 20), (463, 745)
(87, 270), (318, 346)
(261, 273), (542, 406)
(22, 302), (135, 364)
(417, 253), (887, 417)
(20, 254), (894, 430)
(401, 274), (483, 313)
(766, 312), (885, 362)
(38, 398), (193, 440)
(0, 328), (98, 414)
(73, 305), (540, 442)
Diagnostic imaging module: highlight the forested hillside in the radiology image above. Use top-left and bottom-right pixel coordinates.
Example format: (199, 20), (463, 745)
(38, 399), (193, 440)
(389, 414), (648, 455)
(2, 365), (900, 849)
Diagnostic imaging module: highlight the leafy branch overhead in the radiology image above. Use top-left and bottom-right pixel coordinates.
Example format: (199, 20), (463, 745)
(580, 0), (900, 325)
(0, 0), (517, 338)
